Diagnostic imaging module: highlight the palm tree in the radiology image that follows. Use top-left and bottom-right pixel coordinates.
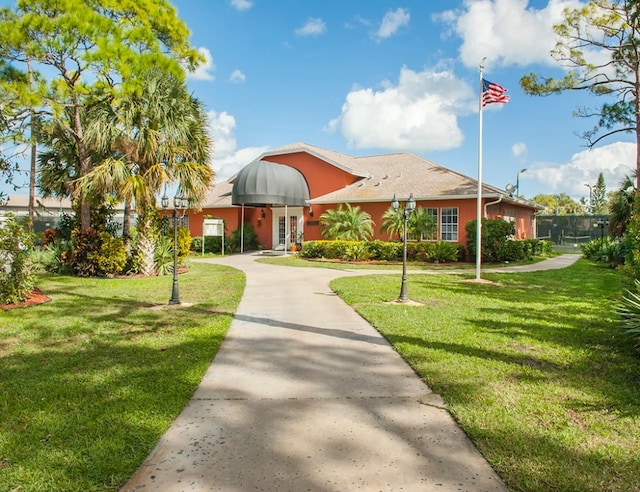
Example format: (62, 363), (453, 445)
(319, 203), (374, 241)
(381, 207), (404, 240)
(610, 174), (637, 237)
(382, 207), (436, 241)
(77, 69), (213, 275)
(410, 208), (437, 240)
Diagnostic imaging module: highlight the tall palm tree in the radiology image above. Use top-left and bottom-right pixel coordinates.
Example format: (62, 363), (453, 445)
(319, 203), (374, 241)
(77, 69), (213, 275)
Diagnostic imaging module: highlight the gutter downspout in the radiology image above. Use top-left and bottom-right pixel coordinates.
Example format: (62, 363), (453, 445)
(484, 195), (503, 218)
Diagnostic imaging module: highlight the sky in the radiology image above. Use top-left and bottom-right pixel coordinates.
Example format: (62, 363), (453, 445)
(3, 0), (638, 202)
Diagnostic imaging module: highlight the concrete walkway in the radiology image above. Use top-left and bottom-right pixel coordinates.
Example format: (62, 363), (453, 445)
(122, 254), (580, 492)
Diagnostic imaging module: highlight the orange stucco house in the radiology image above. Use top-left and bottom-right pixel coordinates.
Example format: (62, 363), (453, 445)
(180, 142), (540, 251)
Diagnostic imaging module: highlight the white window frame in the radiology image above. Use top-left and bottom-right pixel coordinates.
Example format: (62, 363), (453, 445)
(440, 207), (458, 242)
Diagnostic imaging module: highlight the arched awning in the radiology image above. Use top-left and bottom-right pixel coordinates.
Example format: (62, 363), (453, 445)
(231, 159), (310, 206)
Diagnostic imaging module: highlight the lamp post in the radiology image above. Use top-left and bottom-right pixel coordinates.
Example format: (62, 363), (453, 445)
(596, 218), (609, 240)
(584, 183), (592, 214)
(162, 190), (188, 305)
(392, 193), (416, 302)
(516, 168), (527, 196)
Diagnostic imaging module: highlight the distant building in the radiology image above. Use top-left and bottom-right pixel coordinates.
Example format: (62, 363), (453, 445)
(0, 196), (73, 233)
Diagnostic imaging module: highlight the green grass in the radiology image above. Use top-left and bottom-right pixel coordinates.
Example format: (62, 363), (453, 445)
(330, 259), (640, 492)
(0, 262), (245, 491)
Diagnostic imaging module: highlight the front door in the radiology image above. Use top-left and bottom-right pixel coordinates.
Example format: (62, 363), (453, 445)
(272, 207), (303, 250)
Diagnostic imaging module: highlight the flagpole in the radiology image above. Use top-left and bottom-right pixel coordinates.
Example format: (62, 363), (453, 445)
(475, 58), (486, 281)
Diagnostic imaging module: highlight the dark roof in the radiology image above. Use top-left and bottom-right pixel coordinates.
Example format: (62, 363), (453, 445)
(231, 159), (310, 206)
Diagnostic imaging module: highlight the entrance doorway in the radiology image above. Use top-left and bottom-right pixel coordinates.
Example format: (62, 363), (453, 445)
(272, 207), (303, 250)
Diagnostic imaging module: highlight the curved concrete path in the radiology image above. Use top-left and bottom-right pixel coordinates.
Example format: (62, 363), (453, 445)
(122, 254), (580, 492)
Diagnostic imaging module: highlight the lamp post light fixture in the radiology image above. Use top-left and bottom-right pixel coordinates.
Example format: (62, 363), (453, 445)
(516, 168), (527, 196)
(162, 189), (188, 305)
(392, 193), (416, 302)
(584, 183), (593, 214)
(596, 218), (609, 240)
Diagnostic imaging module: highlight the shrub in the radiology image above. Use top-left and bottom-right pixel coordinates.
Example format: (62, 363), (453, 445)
(466, 218), (515, 262)
(70, 228), (102, 277)
(176, 226), (191, 264)
(495, 240), (526, 262)
(343, 242), (371, 262)
(0, 216), (35, 305)
(91, 233), (126, 276)
(617, 280), (640, 353)
(430, 240), (460, 263)
(229, 224), (258, 252)
(155, 237), (174, 276)
(366, 240), (401, 261)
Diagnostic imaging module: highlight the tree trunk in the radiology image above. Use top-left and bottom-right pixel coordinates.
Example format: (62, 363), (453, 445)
(73, 104), (91, 230)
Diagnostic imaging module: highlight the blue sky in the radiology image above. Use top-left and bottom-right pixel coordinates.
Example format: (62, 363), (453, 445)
(4, 0), (638, 201)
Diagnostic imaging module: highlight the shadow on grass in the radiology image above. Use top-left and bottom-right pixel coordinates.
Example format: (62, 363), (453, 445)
(0, 263), (242, 491)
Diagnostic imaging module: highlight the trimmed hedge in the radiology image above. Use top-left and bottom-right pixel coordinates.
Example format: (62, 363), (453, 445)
(300, 238), (546, 263)
(300, 239), (465, 263)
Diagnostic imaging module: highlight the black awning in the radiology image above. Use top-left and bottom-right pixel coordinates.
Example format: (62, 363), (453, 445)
(231, 159), (310, 206)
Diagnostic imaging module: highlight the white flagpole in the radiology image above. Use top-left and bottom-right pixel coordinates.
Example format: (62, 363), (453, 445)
(475, 58), (486, 281)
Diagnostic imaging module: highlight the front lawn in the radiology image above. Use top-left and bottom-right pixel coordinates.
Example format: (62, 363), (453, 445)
(0, 262), (245, 491)
(331, 259), (640, 492)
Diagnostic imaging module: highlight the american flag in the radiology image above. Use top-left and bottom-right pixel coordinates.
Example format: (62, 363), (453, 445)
(482, 78), (510, 107)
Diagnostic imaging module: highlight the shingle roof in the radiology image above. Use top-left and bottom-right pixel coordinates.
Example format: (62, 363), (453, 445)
(204, 143), (536, 209)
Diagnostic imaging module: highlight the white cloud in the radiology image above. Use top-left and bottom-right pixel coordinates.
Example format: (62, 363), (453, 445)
(229, 69), (246, 83)
(327, 66), (475, 153)
(512, 142), (527, 158)
(527, 141), (636, 197)
(295, 18), (326, 37)
(229, 0), (252, 11)
(187, 47), (215, 81)
(207, 110), (268, 181)
(436, 0), (582, 68)
(376, 8), (410, 40)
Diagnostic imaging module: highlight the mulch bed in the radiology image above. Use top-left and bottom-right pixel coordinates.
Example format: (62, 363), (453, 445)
(0, 288), (52, 311)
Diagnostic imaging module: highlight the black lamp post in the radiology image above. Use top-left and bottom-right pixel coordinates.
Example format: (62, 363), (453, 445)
(392, 193), (416, 302)
(596, 218), (609, 240)
(162, 190), (188, 305)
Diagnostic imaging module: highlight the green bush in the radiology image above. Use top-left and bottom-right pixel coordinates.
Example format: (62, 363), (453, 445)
(176, 226), (191, 264)
(365, 240), (401, 261)
(617, 279), (640, 353)
(191, 236), (224, 254)
(229, 224), (258, 252)
(495, 240), (526, 262)
(300, 240), (325, 258)
(466, 218), (516, 263)
(0, 216), (35, 305)
(430, 240), (460, 263)
(154, 237), (174, 276)
(70, 228), (103, 277)
(343, 242), (371, 261)
(91, 233), (126, 276)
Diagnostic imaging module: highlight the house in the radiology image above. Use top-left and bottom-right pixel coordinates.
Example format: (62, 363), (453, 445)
(175, 142), (540, 250)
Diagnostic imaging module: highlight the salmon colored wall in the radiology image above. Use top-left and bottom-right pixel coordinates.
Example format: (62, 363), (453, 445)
(486, 203), (536, 239)
(182, 197), (535, 250)
(306, 198), (480, 244)
(263, 152), (358, 198)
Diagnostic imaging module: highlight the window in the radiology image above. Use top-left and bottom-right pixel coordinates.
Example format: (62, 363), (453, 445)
(422, 207), (438, 241)
(441, 207), (458, 241)
(180, 214), (189, 229)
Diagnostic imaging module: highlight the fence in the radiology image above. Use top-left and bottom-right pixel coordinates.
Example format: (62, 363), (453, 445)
(536, 214), (609, 245)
